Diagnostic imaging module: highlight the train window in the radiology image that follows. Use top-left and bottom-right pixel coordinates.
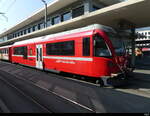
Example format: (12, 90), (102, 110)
(46, 41), (75, 56)
(29, 49), (33, 56)
(108, 33), (126, 56)
(93, 34), (112, 57)
(14, 46), (28, 58)
(3, 49), (5, 54)
(83, 37), (90, 56)
(72, 6), (84, 18)
(5, 49), (8, 54)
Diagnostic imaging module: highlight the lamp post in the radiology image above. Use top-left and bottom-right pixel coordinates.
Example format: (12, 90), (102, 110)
(41, 0), (47, 28)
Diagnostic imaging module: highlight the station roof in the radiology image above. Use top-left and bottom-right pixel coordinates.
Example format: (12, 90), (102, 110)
(0, 0), (150, 46)
(0, 0), (121, 37)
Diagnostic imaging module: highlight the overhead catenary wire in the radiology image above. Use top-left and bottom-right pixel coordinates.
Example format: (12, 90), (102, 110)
(0, 0), (16, 22)
(5, 0), (16, 13)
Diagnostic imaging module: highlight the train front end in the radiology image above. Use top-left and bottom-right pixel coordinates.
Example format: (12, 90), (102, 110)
(93, 26), (129, 87)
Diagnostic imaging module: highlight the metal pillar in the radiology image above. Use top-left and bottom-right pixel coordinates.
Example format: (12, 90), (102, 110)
(84, 0), (92, 14)
(41, 0), (47, 28)
(131, 28), (136, 68)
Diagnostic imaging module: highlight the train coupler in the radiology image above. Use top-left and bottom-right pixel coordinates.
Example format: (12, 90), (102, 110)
(101, 73), (127, 87)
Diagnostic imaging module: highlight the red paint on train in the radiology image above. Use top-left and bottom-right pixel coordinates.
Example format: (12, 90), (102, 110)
(0, 24), (130, 86)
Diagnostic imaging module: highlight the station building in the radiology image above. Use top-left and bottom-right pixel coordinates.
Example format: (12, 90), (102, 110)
(136, 30), (150, 48)
(0, 0), (122, 44)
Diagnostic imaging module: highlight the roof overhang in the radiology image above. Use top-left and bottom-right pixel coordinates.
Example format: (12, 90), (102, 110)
(0, 0), (121, 37)
(0, 0), (150, 46)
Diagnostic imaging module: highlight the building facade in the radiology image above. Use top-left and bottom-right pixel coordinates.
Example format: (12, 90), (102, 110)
(136, 30), (150, 48)
(0, 0), (122, 44)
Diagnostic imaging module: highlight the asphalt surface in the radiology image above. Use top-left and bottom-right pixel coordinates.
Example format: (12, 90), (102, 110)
(0, 60), (150, 113)
(0, 75), (49, 113)
(0, 70), (92, 113)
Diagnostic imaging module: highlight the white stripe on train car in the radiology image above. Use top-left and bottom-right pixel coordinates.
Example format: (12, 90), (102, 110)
(28, 56), (36, 58)
(12, 55), (93, 62)
(43, 56), (93, 61)
(12, 55), (23, 57)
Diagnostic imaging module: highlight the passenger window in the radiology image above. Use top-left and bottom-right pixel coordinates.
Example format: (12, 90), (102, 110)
(94, 34), (112, 57)
(46, 41), (75, 56)
(83, 37), (90, 56)
(14, 46), (28, 59)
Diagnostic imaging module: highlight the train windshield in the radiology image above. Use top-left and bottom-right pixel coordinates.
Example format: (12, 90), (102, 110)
(108, 33), (126, 56)
(94, 34), (112, 58)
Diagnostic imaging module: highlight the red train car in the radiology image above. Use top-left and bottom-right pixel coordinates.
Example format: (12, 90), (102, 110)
(10, 24), (128, 86)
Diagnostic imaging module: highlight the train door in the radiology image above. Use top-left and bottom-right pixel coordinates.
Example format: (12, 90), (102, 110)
(36, 44), (43, 69)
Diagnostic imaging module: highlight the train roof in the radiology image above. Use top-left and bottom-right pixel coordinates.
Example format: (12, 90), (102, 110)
(13, 24), (116, 46)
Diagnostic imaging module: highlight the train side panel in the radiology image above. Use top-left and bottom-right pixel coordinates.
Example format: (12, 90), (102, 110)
(12, 44), (36, 67)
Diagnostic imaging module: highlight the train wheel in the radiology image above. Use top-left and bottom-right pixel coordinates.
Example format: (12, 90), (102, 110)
(96, 79), (104, 87)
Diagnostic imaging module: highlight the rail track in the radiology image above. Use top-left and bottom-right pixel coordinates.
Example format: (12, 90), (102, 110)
(0, 69), (94, 113)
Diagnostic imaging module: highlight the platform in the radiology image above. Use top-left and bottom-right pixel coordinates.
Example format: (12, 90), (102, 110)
(0, 61), (150, 113)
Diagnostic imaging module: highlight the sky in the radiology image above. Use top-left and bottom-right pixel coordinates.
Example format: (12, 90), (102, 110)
(0, 0), (53, 33)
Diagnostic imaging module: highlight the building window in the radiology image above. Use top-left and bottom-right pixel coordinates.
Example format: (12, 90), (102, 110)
(12, 34), (15, 38)
(20, 31), (23, 36)
(92, 5), (100, 11)
(72, 6), (84, 18)
(52, 16), (60, 25)
(83, 37), (90, 56)
(46, 41), (75, 56)
(47, 19), (51, 27)
(61, 12), (71, 22)
(24, 30), (27, 35)
(38, 23), (44, 30)
(32, 26), (35, 32)
(17, 33), (19, 37)
(14, 33), (17, 38)
(35, 25), (38, 31)
(28, 28), (31, 33)
(32, 25), (38, 32)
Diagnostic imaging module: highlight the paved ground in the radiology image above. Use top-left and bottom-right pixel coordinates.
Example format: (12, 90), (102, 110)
(0, 75), (49, 113)
(0, 66), (92, 113)
(0, 58), (150, 113)
(113, 55), (150, 98)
